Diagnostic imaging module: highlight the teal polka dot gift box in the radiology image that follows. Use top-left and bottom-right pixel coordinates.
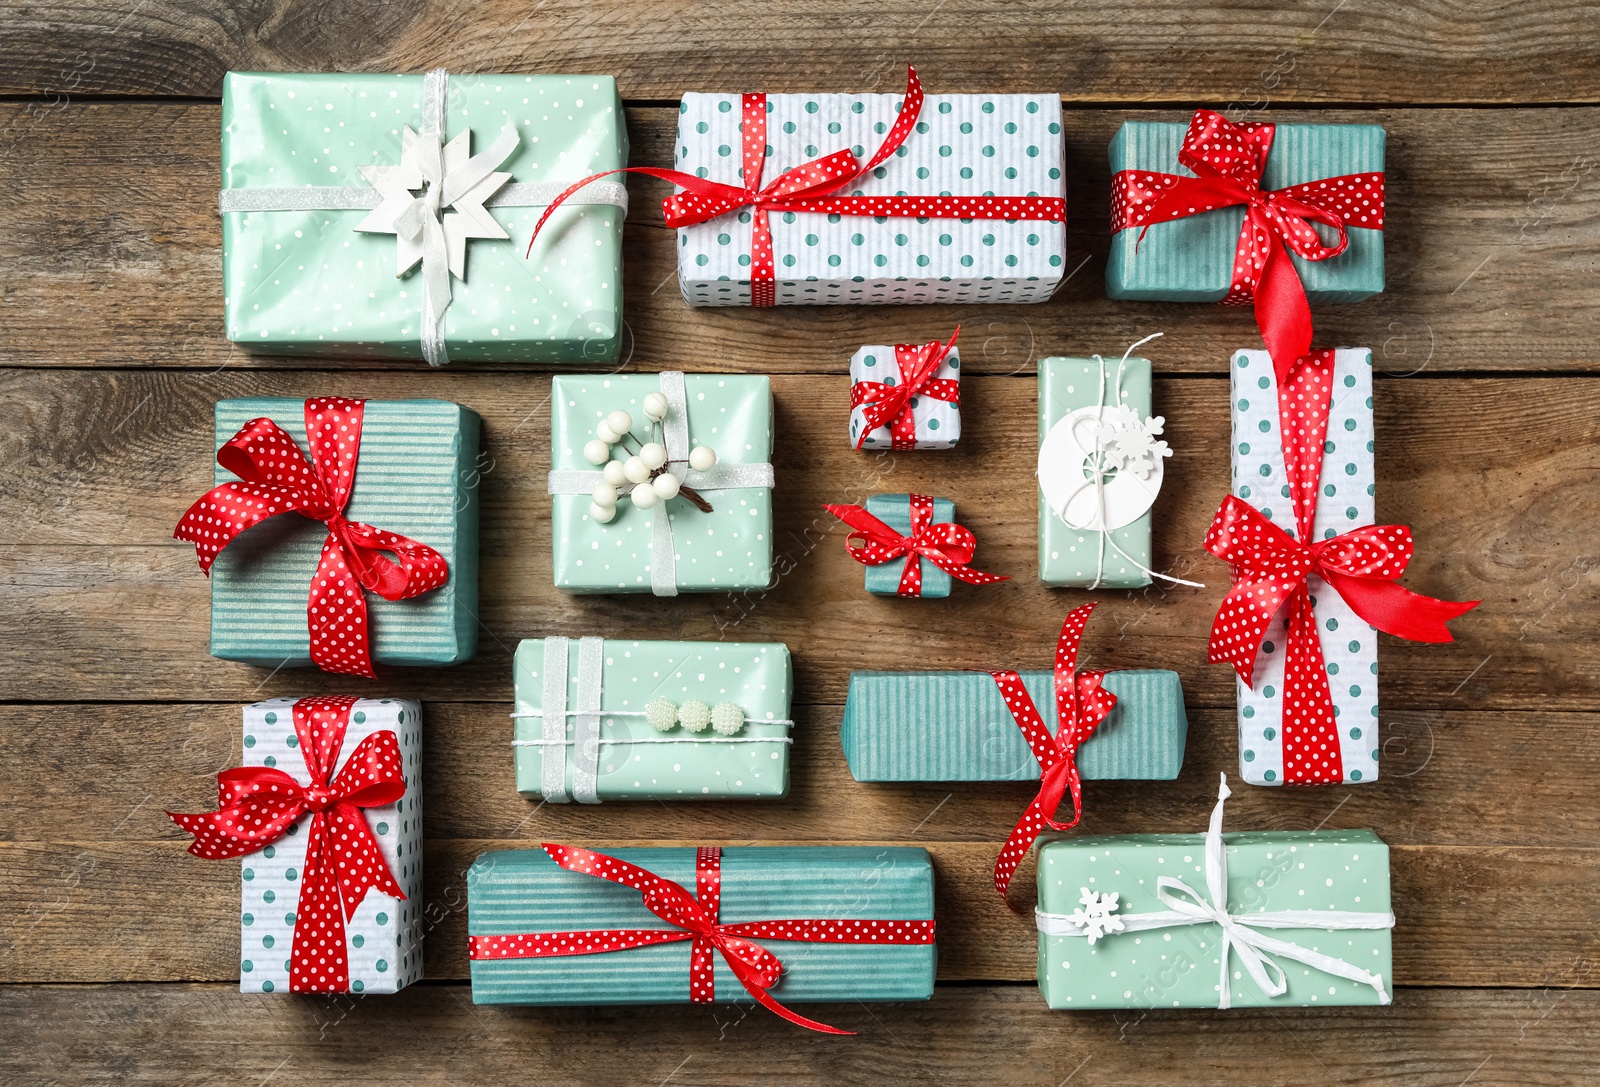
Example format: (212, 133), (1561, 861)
(220, 71), (627, 364)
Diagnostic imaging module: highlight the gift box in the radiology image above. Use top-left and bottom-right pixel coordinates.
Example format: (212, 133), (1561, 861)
(548, 373), (774, 595)
(672, 71), (1067, 306)
(221, 70), (628, 364)
(171, 696), (424, 994)
(194, 397), (480, 671)
(843, 667), (1186, 781)
(848, 338), (961, 449)
(1036, 776), (1393, 1009)
(1038, 354), (1165, 588)
(468, 844), (936, 1019)
(513, 637), (793, 802)
(863, 494), (955, 597)
(1106, 117), (1385, 303)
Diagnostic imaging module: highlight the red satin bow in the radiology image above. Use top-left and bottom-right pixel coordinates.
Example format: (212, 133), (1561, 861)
(528, 67), (1066, 307)
(174, 397), (450, 678)
(1110, 109), (1386, 381)
(1205, 350), (1477, 784)
(850, 327), (962, 450)
(824, 493), (1009, 596)
(168, 696), (407, 993)
(988, 604), (1118, 901)
(468, 844), (937, 1034)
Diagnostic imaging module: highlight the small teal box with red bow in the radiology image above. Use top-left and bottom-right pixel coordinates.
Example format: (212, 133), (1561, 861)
(863, 493), (956, 597)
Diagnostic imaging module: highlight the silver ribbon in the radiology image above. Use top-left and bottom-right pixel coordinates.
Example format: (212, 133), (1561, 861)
(539, 637), (570, 802)
(547, 371), (776, 597)
(217, 68), (628, 368)
(535, 636), (606, 804)
(1035, 774), (1393, 1008)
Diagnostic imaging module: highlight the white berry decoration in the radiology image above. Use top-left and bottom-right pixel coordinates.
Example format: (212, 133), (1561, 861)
(589, 501), (616, 524)
(631, 484), (660, 510)
(601, 460), (628, 487)
(605, 409), (633, 438)
(689, 445), (718, 471)
(592, 482), (618, 507)
(583, 439), (611, 465)
(583, 394), (719, 527)
(710, 702), (746, 736)
(595, 420), (620, 444)
(640, 442), (668, 470)
(645, 698), (678, 733)
(622, 455), (651, 484)
(679, 700), (711, 733)
(652, 472), (681, 500)
(642, 391), (669, 421)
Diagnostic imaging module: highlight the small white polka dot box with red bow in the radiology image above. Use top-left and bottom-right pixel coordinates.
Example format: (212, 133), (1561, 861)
(848, 340), (961, 450)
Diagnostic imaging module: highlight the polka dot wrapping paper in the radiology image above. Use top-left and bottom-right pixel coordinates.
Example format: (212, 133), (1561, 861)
(1229, 348), (1379, 785)
(860, 494), (957, 597)
(237, 697), (424, 994)
(466, 845), (935, 1006)
(849, 343), (961, 450)
(512, 638), (793, 801)
(673, 91), (1066, 306)
(1106, 120), (1385, 304)
(1036, 827), (1392, 1009)
(220, 72), (627, 363)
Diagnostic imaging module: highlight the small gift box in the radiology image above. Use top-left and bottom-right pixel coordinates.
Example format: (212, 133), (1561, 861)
(548, 373), (774, 595)
(176, 397), (480, 677)
(468, 844), (936, 1031)
(512, 637), (793, 802)
(824, 494), (1008, 599)
(170, 696), (424, 994)
(1037, 350), (1169, 589)
(1036, 775), (1393, 1009)
(848, 332), (961, 450)
(221, 70), (628, 365)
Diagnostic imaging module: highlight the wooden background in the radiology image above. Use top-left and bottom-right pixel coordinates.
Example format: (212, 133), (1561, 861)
(3, 2), (1599, 1083)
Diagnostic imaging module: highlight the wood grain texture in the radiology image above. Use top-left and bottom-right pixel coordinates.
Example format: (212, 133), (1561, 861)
(3, 983), (1597, 1087)
(4, 104), (1600, 373)
(3, 0), (1600, 104)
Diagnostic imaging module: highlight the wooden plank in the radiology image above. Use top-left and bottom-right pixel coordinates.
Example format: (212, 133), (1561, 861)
(4, 104), (1600, 373)
(3, 0), (1600, 104)
(0, 368), (1584, 708)
(6, 703), (1597, 850)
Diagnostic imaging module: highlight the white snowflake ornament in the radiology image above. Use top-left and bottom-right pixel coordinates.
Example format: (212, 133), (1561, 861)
(1071, 887), (1125, 944)
(1093, 406), (1173, 482)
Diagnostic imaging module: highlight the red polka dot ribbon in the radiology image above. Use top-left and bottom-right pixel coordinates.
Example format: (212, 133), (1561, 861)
(1204, 351), (1478, 784)
(823, 493), (1010, 597)
(850, 327), (962, 450)
(527, 67), (1067, 307)
(167, 696), (407, 993)
(174, 397), (451, 678)
(988, 604), (1119, 902)
(1110, 109), (1386, 382)
(468, 844), (936, 1035)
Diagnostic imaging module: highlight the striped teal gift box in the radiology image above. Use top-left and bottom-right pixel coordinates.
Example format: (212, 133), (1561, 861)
(842, 669), (1187, 781)
(207, 398), (480, 668)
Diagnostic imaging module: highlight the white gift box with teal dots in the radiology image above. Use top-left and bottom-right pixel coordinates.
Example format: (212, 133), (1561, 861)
(1230, 349), (1380, 785)
(238, 698), (424, 994)
(849, 344), (960, 449)
(673, 92), (1067, 306)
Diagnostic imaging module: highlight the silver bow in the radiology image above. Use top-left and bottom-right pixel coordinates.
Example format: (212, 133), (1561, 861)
(1035, 773), (1394, 1008)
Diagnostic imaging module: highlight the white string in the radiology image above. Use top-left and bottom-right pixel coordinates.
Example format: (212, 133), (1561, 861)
(512, 736), (793, 746)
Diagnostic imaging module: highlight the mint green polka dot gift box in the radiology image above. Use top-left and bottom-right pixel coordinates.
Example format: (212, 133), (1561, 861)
(1229, 348), (1378, 785)
(238, 697), (424, 994)
(220, 71), (627, 364)
(513, 637), (793, 801)
(673, 83), (1067, 305)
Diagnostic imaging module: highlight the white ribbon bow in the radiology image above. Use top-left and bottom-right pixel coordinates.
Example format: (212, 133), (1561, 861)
(1035, 773), (1394, 1008)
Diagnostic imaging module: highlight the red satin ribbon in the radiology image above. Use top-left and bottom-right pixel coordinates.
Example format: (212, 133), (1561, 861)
(168, 696), (407, 993)
(988, 604), (1118, 901)
(1205, 350), (1478, 784)
(527, 67), (1066, 307)
(824, 493), (1009, 596)
(1110, 109), (1386, 382)
(174, 397), (450, 678)
(468, 844), (937, 1034)
(850, 327), (962, 449)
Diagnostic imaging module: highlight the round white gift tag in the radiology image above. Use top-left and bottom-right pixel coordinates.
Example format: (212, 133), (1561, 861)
(1037, 405), (1167, 532)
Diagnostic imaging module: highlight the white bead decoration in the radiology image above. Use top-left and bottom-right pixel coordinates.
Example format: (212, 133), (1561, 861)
(651, 472), (681, 500)
(606, 409), (633, 438)
(622, 456), (651, 484)
(601, 460), (628, 486)
(585, 391), (719, 531)
(640, 442), (668, 470)
(642, 391), (669, 421)
(583, 439), (611, 466)
(645, 698), (678, 733)
(595, 421), (620, 444)
(689, 445), (718, 471)
(589, 501), (616, 524)
(678, 700), (711, 733)
(630, 484), (660, 510)
(710, 702), (746, 736)
(592, 482), (618, 507)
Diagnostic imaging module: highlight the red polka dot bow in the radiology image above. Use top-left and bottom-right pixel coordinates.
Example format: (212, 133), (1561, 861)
(174, 397), (450, 678)
(988, 604), (1119, 902)
(527, 67), (1066, 307)
(1205, 351), (1478, 784)
(850, 327), (962, 450)
(167, 696), (406, 993)
(1110, 109), (1386, 383)
(824, 493), (1010, 597)
(468, 844), (936, 1034)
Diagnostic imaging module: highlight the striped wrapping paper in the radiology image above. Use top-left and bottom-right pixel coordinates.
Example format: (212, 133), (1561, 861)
(842, 669), (1187, 782)
(207, 398), (480, 667)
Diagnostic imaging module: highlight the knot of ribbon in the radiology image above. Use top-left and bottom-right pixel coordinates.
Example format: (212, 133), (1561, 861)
(1204, 350), (1477, 783)
(174, 397), (451, 677)
(167, 696), (407, 993)
(824, 493), (1009, 597)
(468, 844), (937, 1034)
(850, 327), (962, 450)
(528, 66), (1066, 307)
(987, 604), (1118, 901)
(1110, 108), (1386, 379)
